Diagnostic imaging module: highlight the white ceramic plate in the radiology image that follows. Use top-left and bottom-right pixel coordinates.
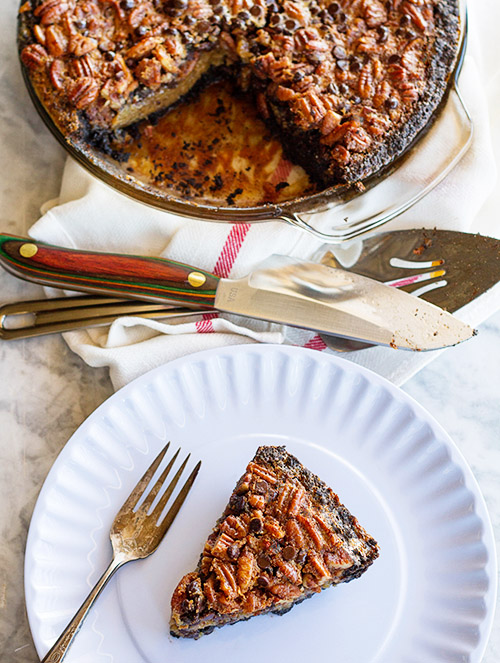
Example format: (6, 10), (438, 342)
(25, 345), (497, 663)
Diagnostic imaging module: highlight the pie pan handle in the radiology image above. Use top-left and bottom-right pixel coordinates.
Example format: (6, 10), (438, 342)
(278, 83), (473, 245)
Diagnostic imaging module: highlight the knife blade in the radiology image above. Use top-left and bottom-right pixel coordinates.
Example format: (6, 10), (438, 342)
(0, 233), (475, 351)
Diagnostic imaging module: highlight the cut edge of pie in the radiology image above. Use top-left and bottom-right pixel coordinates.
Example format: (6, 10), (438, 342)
(170, 445), (379, 639)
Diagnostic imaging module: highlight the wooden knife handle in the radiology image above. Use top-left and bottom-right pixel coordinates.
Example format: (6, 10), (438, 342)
(0, 234), (218, 306)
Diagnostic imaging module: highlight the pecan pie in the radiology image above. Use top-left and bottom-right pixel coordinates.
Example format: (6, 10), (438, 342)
(18, 0), (460, 190)
(170, 445), (379, 638)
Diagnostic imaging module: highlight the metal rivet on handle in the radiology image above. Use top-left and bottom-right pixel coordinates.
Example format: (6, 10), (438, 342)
(19, 243), (38, 258)
(187, 272), (207, 288)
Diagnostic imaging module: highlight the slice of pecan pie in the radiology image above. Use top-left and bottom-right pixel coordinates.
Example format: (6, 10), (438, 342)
(170, 445), (379, 638)
(18, 0), (460, 191)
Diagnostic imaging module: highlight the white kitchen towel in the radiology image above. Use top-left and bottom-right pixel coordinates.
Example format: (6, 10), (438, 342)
(28, 5), (499, 391)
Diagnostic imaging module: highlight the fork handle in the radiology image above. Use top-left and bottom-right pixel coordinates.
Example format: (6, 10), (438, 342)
(41, 554), (127, 663)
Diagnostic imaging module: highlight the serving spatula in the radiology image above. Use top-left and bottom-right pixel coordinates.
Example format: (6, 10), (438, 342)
(0, 233), (474, 351)
(318, 228), (500, 351)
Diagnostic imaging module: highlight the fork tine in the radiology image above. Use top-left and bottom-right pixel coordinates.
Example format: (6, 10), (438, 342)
(149, 453), (191, 521)
(118, 442), (171, 514)
(156, 460), (202, 533)
(139, 447), (181, 513)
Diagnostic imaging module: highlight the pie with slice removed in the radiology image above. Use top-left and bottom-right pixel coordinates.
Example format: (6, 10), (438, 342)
(170, 445), (379, 638)
(18, 0), (460, 191)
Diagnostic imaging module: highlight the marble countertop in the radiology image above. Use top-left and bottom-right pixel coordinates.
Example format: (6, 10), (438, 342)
(1, 0), (499, 661)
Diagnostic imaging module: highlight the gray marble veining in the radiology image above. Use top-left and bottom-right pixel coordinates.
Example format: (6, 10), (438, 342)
(1, 0), (499, 661)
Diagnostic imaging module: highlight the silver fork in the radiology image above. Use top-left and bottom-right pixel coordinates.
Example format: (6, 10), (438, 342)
(41, 443), (201, 663)
(0, 295), (213, 340)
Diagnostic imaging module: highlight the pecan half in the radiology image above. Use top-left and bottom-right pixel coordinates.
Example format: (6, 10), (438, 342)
(237, 547), (258, 593)
(363, 0), (387, 28)
(49, 59), (67, 90)
(34, 0), (69, 26)
(45, 24), (68, 57)
(21, 44), (49, 69)
(67, 76), (99, 109)
(70, 33), (98, 57)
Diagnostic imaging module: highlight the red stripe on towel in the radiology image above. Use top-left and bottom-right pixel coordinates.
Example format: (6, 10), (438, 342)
(213, 223), (251, 278)
(303, 334), (327, 351)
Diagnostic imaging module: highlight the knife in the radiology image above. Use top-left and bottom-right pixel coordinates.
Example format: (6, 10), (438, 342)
(0, 233), (475, 351)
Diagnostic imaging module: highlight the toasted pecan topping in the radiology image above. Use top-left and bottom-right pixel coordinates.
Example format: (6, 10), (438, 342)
(19, 0), (448, 184)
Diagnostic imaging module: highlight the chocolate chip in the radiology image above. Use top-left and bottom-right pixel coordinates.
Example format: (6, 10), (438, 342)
(230, 494), (247, 513)
(284, 18), (298, 31)
(197, 19), (211, 32)
(332, 45), (346, 59)
(227, 544), (240, 560)
(121, 0), (135, 9)
(327, 2), (340, 15)
(388, 54), (400, 64)
(350, 58), (362, 72)
(295, 550), (307, 565)
(250, 5), (263, 16)
(238, 10), (250, 21)
(256, 574), (270, 588)
(405, 29), (416, 40)
(257, 553), (272, 569)
(269, 14), (281, 26)
(104, 51), (116, 61)
(377, 25), (388, 42)
(74, 19), (87, 30)
(327, 81), (338, 94)
(282, 545), (296, 561)
(338, 82), (349, 94)
(249, 517), (263, 533)
(254, 480), (269, 494)
(385, 96), (399, 109)
(336, 59), (349, 71)
(135, 25), (148, 37)
(400, 13), (411, 26)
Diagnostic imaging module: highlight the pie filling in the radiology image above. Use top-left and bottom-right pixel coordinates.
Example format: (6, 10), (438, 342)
(19, 0), (459, 189)
(170, 445), (379, 638)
